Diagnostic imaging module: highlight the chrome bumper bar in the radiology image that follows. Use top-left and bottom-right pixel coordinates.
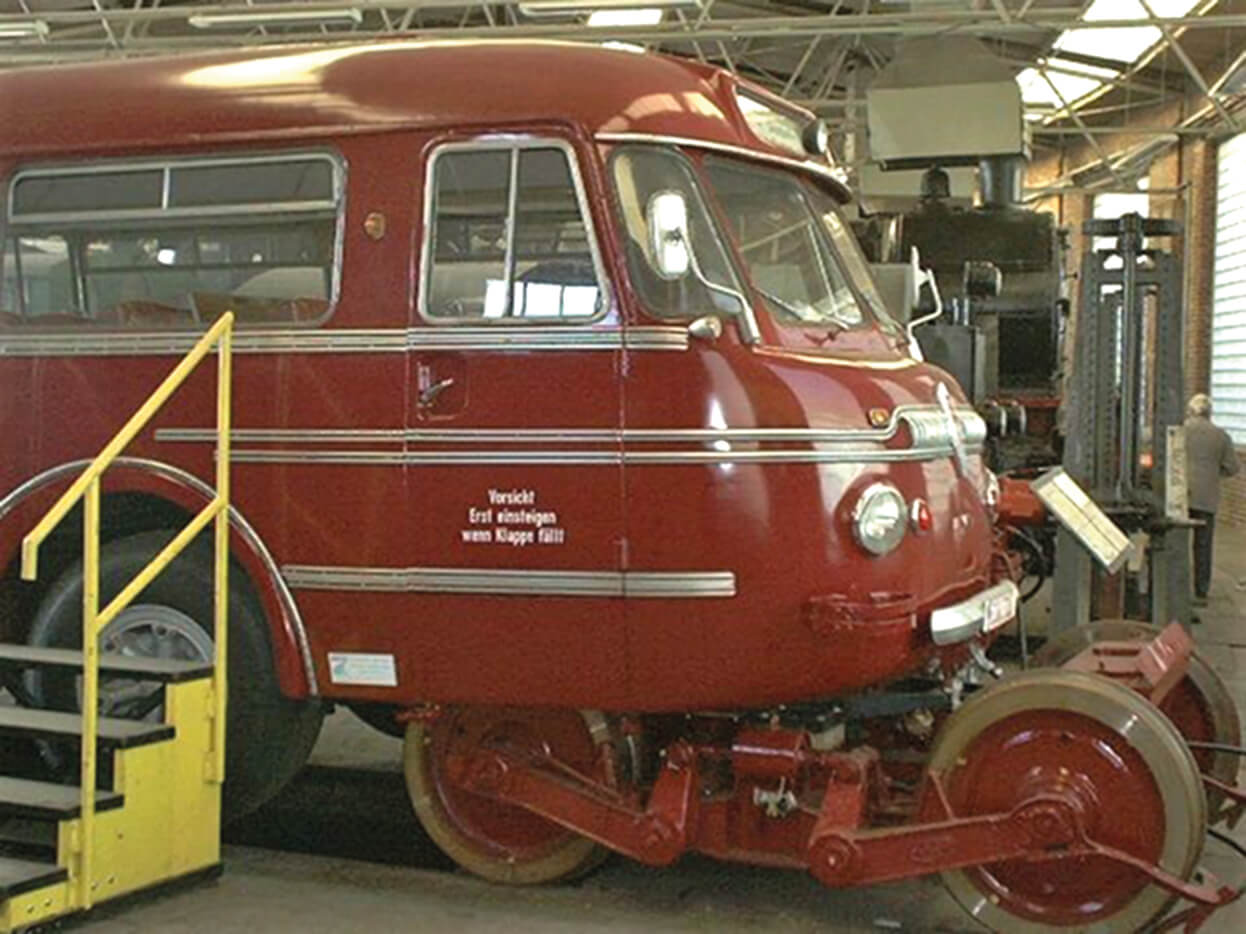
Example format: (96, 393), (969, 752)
(930, 580), (1020, 646)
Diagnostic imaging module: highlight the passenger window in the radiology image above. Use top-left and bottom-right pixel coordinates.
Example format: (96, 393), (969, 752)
(0, 153), (342, 328)
(1, 236), (75, 323)
(424, 143), (605, 322)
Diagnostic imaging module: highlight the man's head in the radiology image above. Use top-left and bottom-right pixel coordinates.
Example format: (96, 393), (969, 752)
(1188, 393), (1213, 418)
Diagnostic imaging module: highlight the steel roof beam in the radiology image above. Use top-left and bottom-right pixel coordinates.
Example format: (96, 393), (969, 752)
(2, 6), (1245, 41)
(1138, 0), (1240, 132)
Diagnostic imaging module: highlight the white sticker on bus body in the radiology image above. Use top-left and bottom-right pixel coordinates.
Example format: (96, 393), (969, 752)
(328, 652), (398, 687)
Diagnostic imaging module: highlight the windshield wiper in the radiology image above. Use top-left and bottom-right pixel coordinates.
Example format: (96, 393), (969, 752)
(753, 286), (819, 323)
(753, 286), (849, 342)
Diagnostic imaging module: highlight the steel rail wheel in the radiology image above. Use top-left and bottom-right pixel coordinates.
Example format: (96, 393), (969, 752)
(932, 670), (1206, 933)
(1034, 620), (1241, 811)
(404, 706), (614, 885)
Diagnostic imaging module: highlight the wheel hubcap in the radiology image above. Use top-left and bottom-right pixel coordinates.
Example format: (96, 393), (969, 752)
(945, 710), (1166, 925)
(93, 604), (213, 719)
(934, 671), (1206, 933)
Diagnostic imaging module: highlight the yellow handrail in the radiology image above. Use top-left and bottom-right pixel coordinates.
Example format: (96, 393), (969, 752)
(20, 312), (233, 910)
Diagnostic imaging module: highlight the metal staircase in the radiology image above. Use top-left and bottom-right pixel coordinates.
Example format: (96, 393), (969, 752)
(0, 313), (234, 932)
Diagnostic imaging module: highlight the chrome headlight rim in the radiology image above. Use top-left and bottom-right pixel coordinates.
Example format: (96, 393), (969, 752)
(852, 481), (908, 556)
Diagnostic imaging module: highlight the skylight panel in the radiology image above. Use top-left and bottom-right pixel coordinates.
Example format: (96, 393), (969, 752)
(1055, 0), (1201, 64)
(1017, 60), (1116, 108)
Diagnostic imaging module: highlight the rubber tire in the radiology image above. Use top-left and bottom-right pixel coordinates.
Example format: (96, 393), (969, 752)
(26, 530), (324, 823)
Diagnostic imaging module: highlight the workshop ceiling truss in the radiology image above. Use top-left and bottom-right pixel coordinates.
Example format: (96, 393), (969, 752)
(0, 2), (1243, 152)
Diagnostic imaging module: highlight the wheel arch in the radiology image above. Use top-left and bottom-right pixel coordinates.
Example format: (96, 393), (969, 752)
(0, 456), (316, 698)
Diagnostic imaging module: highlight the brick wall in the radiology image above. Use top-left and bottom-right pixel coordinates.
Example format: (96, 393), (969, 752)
(1184, 139), (1217, 400)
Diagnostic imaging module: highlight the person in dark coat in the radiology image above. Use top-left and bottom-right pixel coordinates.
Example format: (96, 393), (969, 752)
(1185, 393), (1241, 604)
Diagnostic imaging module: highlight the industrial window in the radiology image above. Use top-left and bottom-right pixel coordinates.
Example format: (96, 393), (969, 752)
(1213, 132), (1246, 445)
(0, 152), (342, 328)
(422, 141), (607, 322)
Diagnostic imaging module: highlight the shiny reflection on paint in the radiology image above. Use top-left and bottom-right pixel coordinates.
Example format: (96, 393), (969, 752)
(181, 47), (363, 89)
(706, 398), (733, 472)
(816, 462), (863, 563)
(680, 91), (726, 119)
(1092, 734), (1129, 771)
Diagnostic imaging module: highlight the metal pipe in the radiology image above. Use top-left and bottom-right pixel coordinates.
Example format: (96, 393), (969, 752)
(3, 7), (1246, 38)
(80, 477), (99, 911)
(1119, 218), (1141, 499)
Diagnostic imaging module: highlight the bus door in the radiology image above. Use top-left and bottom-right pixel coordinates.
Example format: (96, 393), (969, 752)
(405, 135), (629, 707)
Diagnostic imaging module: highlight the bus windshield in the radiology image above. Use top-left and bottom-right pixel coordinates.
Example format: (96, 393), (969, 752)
(702, 157), (871, 332)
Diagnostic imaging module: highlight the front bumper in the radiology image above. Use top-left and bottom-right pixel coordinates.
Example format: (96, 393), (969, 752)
(929, 580), (1019, 646)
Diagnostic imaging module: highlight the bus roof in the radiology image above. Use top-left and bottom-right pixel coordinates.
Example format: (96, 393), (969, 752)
(0, 40), (847, 198)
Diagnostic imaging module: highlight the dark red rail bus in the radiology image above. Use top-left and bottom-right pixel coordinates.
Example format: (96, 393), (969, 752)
(0, 40), (1236, 932)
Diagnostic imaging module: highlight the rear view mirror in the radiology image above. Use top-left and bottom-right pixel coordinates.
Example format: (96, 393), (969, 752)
(647, 190), (691, 280)
(906, 246), (944, 335)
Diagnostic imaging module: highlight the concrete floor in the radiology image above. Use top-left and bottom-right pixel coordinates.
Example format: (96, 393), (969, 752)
(70, 528), (1246, 933)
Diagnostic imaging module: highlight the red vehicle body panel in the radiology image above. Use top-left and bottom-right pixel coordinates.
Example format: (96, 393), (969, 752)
(0, 41), (995, 711)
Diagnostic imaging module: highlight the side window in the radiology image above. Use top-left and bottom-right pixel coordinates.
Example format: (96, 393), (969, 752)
(423, 142), (606, 322)
(1, 236), (75, 322)
(0, 153), (342, 328)
(610, 146), (745, 321)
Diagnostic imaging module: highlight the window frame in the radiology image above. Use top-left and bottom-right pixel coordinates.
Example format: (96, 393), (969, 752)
(607, 144), (752, 327)
(417, 136), (612, 327)
(2, 148), (346, 329)
(700, 154), (879, 333)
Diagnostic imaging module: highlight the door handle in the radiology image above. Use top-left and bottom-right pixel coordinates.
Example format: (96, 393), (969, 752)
(418, 377), (455, 409)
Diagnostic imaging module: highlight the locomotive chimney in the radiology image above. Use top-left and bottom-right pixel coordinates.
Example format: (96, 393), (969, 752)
(978, 155), (1026, 210)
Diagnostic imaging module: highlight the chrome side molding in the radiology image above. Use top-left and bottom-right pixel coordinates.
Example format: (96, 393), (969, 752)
(282, 565), (737, 599)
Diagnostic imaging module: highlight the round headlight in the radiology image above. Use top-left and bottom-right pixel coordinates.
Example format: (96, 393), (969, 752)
(853, 482), (907, 556)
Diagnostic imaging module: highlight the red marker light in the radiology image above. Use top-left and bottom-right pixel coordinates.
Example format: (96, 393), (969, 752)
(911, 499), (933, 533)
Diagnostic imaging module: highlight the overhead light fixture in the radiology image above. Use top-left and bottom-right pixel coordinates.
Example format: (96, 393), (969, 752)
(0, 20), (49, 40)
(188, 9), (364, 30)
(588, 9), (664, 27)
(520, 0), (700, 18)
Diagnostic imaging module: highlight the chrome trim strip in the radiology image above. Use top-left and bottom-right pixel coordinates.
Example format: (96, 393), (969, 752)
(0, 329), (406, 358)
(13, 201), (338, 226)
(930, 581), (1020, 647)
(0, 326), (687, 357)
(407, 325), (688, 352)
(595, 132), (850, 194)
(0, 457), (318, 694)
(282, 565), (736, 599)
(157, 404), (985, 450)
(230, 444), (984, 466)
